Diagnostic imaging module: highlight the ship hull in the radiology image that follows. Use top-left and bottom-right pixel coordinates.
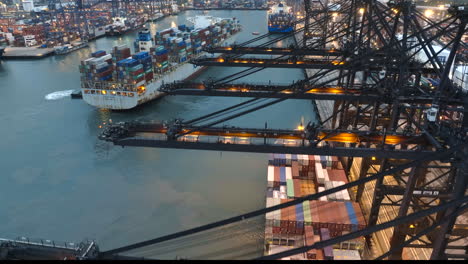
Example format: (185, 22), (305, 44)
(0, 47), (4, 59)
(268, 25), (294, 33)
(82, 61), (207, 110)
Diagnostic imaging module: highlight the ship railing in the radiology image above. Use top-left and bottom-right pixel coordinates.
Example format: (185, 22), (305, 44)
(0, 237), (81, 251)
(83, 81), (138, 92)
(129, 134), (310, 148)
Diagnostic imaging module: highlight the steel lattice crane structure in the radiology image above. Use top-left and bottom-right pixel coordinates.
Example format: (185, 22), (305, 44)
(98, 0), (468, 260)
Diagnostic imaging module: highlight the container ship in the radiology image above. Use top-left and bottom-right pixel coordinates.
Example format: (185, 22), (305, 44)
(80, 16), (241, 110)
(264, 154), (366, 260)
(268, 2), (294, 33)
(105, 16), (146, 36)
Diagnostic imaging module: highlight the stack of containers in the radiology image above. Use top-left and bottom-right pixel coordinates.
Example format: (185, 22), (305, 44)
(320, 228), (334, 260)
(324, 181), (351, 201)
(150, 45), (169, 73)
(79, 52), (114, 86)
(264, 154), (367, 260)
(112, 45), (131, 62)
(132, 51), (153, 82)
(115, 58), (145, 88)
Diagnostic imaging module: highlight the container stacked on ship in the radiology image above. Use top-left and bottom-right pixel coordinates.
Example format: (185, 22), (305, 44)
(268, 2), (295, 33)
(79, 16), (241, 110)
(264, 154), (366, 260)
(80, 47), (157, 109)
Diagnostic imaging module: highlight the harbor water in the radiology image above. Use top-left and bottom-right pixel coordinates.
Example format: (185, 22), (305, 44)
(0, 10), (316, 259)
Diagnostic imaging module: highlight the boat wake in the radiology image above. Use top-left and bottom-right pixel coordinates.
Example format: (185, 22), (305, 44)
(45, 90), (74, 100)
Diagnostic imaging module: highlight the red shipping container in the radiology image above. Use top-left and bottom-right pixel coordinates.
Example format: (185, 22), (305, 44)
(97, 68), (113, 77)
(309, 200), (318, 228)
(326, 202), (338, 232)
(316, 249), (324, 260)
(293, 179), (301, 198)
(135, 76), (145, 83)
(341, 202), (352, 231)
(352, 202), (367, 230)
(274, 167), (280, 183)
(130, 68), (144, 76)
(272, 226), (281, 234)
(145, 72), (154, 81)
(318, 201), (330, 229)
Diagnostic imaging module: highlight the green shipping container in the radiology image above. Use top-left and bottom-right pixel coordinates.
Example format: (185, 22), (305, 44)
(303, 200), (312, 224)
(286, 179), (294, 198)
(128, 64), (143, 72)
(145, 68), (153, 74)
(133, 73), (144, 80)
(161, 61), (169, 66)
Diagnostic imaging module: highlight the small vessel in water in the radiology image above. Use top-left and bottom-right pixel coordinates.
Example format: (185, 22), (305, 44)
(252, 32), (260, 35)
(54, 41), (89, 55)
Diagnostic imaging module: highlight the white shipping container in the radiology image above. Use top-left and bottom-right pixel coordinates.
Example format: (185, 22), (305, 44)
(101, 54), (112, 61)
(323, 168), (330, 182)
(273, 198), (282, 220)
(314, 155), (321, 163)
(273, 190), (280, 198)
(333, 181), (343, 201)
(280, 185), (286, 194)
(268, 165), (275, 183)
(318, 187), (327, 201)
(266, 197), (274, 219)
(84, 57), (95, 65)
(326, 182), (336, 200)
(286, 167), (292, 180)
(316, 162), (325, 184)
(267, 165), (275, 187)
(337, 181), (350, 200)
(332, 249), (361, 260)
(343, 189), (351, 201)
(95, 62), (108, 70)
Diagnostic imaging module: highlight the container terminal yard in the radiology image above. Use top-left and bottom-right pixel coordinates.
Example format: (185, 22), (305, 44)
(1, 0), (468, 261)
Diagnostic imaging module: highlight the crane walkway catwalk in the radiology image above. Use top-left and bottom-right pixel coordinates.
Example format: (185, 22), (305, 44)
(204, 46), (344, 56)
(159, 81), (466, 105)
(0, 237), (98, 260)
(190, 56), (439, 73)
